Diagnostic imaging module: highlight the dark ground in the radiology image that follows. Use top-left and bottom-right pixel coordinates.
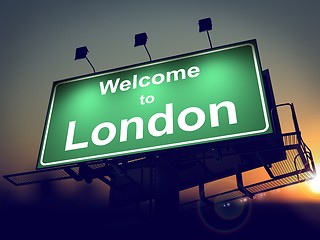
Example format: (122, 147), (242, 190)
(1, 191), (320, 240)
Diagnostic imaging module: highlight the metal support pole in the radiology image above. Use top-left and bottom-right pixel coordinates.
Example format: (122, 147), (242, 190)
(199, 183), (205, 200)
(154, 157), (179, 217)
(85, 56), (96, 73)
(206, 31), (213, 49)
(144, 44), (152, 61)
(236, 170), (254, 199)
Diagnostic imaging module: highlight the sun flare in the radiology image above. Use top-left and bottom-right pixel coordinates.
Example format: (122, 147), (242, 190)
(308, 165), (320, 194)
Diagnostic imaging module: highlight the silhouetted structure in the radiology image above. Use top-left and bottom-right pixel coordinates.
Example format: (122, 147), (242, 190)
(199, 17), (213, 48)
(3, 41), (316, 219)
(74, 46), (96, 73)
(134, 32), (152, 61)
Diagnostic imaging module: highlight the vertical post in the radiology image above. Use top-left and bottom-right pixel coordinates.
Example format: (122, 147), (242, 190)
(236, 169), (254, 199)
(85, 56), (96, 73)
(290, 103), (301, 139)
(206, 31), (213, 49)
(144, 44), (152, 61)
(199, 183), (205, 200)
(154, 157), (179, 218)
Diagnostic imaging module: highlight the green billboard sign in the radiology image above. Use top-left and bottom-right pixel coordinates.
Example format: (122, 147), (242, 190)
(37, 40), (272, 169)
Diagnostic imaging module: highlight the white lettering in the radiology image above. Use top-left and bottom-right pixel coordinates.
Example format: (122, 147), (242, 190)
(119, 80), (131, 91)
(139, 76), (151, 88)
(210, 101), (237, 127)
(99, 66), (201, 95)
(145, 95), (155, 104)
(148, 103), (174, 137)
(152, 73), (165, 85)
(166, 69), (186, 82)
(91, 122), (116, 146)
(187, 66), (200, 78)
(120, 117), (144, 142)
(99, 78), (120, 95)
(140, 95), (146, 105)
(64, 101), (238, 150)
(65, 121), (89, 151)
(132, 74), (138, 89)
(178, 107), (205, 131)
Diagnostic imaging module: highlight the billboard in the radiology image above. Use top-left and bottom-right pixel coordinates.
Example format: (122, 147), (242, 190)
(37, 40), (272, 169)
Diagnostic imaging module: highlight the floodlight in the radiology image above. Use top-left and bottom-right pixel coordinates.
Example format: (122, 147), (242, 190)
(74, 46), (96, 73)
(198, 18), (213, 49)
(198, 18), (212, 32)
(134, 32), (152, 61)
(75, 46), (89, 60)
(134, 32), (148, 47)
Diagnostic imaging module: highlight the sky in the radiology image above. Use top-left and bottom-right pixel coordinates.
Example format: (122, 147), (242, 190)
(1, 0), (320, 208)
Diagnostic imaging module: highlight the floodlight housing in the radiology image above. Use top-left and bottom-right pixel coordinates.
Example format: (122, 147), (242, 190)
(198, 18), (212, 32)
(75, 46), (89, 60)
(134, 32), (152, 61)
(74, 46), (96, 73)
(134, 32), (148, 47)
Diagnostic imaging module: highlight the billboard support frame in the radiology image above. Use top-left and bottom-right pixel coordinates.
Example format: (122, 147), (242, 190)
(236, 169), (254, 199)
(4, 101), (315, 209)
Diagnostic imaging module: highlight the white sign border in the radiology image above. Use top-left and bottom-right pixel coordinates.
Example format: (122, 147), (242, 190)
(39, 42), (270, 167)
